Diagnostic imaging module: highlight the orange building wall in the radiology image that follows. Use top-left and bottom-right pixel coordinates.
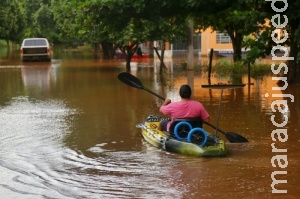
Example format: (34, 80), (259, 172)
(201, 27), (233, 56)
(155, 27), (241, 57)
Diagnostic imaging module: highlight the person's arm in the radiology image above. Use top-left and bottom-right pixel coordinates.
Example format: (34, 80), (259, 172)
(203, 117), (210, 123)
(159, 98), (171, 113)
(199, 103), (210, 123)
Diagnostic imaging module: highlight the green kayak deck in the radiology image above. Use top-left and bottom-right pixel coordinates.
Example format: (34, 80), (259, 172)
(139, 116), (228, 157)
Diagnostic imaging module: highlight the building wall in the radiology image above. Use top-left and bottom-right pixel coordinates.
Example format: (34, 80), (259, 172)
(201, 27), (233, 56)
(152, 27), (238, 58)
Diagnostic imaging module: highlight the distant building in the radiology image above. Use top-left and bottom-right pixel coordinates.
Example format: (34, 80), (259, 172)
(152, 27), (248, 58)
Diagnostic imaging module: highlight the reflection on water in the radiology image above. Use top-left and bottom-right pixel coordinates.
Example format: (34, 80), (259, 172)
(21, 63), (51, 86)
(21, 63), (52, 98)
(0, 53), (299, 198)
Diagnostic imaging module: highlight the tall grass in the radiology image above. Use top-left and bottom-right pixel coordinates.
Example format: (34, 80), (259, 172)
(250, 63), (273, 78)
(213, 60), (272, 79)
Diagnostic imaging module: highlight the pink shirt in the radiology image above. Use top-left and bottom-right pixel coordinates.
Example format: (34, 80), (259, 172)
(160, 100), (209, 131)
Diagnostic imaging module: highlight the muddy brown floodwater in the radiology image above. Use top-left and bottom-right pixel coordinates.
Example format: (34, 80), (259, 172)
(0, 49), (299, 199)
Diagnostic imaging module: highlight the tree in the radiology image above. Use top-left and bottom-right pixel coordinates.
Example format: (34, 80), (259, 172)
(192, 0), (265, 62)
(245, 0), (300, 84)
(51, 0), (81, 43)
(57, 0), (189, 70)
(0, 0), (26, 46)
(34, 4), (57, 41)
(20, 0), (58, 42)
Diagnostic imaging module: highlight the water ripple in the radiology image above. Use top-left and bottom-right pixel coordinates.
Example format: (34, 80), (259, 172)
(0, 97), (183, 199)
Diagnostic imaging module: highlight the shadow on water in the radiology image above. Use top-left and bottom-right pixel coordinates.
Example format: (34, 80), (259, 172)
(0, 46), (299, 198)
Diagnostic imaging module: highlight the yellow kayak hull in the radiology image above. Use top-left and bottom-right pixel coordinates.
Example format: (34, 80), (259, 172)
(140, 120), (228, 157)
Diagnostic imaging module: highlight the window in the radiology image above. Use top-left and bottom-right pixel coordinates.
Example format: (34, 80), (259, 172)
(216, 31), (231, 44)
(24, 39), (47, 46)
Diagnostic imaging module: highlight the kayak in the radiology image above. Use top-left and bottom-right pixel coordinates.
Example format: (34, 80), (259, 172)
(137, 115), (228, 157)
(118, 72), (248, 157)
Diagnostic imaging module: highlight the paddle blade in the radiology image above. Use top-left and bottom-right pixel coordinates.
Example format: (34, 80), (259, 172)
(118, 72), (166, 100)
(225, 132), (248, 143)
(118, 72), (144, 89)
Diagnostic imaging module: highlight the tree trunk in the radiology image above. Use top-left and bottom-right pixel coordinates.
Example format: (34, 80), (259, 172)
(126, 57), (132, 71)
(160, 47), (165, 73)
(124, 45), (135, 71)
(187, 19), (194, 70)
(153, 46), (167, 74)
(231, 32), (242, 62)
(6, 40), (10, 57)
(148, 41), (154, 58)
(101, 42), (114, 59)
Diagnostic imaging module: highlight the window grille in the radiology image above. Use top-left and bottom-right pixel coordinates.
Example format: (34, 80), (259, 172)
(216, 31), (231, 44)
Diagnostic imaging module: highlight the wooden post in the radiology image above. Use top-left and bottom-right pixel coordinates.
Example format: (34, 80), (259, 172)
(248, 62), (251, 85)
(208, 48), (214, 83)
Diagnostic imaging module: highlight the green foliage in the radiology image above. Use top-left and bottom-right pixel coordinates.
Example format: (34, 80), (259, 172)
(213, 60), (247, 77)
(0, 0), (26, 43)
(250, 63), (272, 78)
(52, 0), (83, 42)
(243, 26), (276, 64)
(34, 4), (56, 40)
(194, 0), (267, 62)
(213, 59), (271, 79)
(0, 40), (6, 46)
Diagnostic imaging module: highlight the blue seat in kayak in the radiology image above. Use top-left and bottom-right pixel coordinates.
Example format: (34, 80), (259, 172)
(168, 118), (216, 146)
(169, 118), (203, 139)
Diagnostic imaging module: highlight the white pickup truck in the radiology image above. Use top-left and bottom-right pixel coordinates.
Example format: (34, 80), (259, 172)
(20, 38), (52, 62)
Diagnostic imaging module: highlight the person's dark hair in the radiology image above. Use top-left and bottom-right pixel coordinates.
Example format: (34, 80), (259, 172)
(179, 84), (191, 99)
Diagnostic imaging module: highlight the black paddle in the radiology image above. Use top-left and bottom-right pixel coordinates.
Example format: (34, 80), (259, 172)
(117, 72), (248, 143)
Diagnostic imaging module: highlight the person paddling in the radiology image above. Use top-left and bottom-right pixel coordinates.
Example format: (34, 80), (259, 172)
(159, 84), (210, 131)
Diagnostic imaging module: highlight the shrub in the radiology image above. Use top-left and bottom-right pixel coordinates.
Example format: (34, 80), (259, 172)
(250, 63), (272, 78)
(213, 60), (272, 79)
(213, 60), (247, 77)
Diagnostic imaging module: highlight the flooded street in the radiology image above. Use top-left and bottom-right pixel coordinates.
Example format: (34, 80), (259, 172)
(0, 49), (299, 198)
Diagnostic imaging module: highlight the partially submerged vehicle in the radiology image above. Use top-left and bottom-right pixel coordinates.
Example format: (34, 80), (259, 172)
(20, 38), (52, 62)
